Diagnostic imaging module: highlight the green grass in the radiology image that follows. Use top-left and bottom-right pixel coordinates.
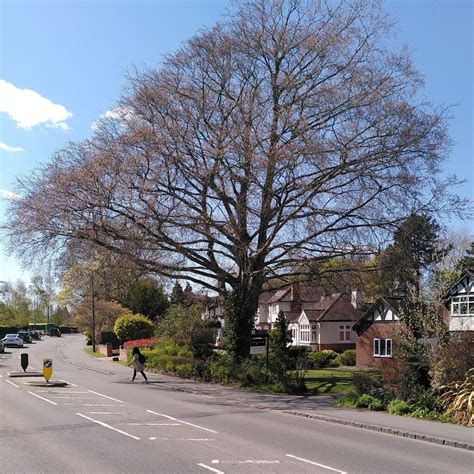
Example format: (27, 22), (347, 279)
(85, 347), (106, 358)
(304, 368), (357, 394)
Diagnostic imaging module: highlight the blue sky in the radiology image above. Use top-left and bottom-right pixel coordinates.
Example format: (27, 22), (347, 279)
(0, 0), (472, 283)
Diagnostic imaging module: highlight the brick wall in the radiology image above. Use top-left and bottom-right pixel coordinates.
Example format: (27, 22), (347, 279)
(356, 322), (399, 368)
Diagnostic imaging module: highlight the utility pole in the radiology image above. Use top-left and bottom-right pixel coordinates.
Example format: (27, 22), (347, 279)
(91, 276), (96, 353)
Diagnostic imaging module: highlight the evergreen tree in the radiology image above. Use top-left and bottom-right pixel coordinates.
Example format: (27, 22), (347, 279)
(457, 242), (474, 272)
(379, 215), (448, 299)
(271, 310), (292, 356)
(121, 279), (169, 321)
(169, 281), (185, 305)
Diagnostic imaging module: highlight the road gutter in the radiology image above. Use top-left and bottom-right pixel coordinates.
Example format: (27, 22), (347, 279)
(283, 410), (474, 452)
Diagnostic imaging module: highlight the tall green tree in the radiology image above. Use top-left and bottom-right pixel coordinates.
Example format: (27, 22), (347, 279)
(121, 279), (169, 321)
(379, 215), (448, 300)
(170, 281), (185, 305)
(457, 242), (474, 272)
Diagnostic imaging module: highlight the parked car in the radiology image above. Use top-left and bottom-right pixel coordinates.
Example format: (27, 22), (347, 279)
(49, 328), (61, 337)
(17, 330), (32, 343)
(0, 339), (4, 353)
(30, 330), (41, 341)
(2, 334), (24, 348)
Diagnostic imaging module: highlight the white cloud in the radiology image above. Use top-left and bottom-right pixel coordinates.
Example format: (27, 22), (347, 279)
(0, 142), (24, 153)
(0, 189), (21, 200)
(0, 79), (72, 130)
(90, 106), (134, 132)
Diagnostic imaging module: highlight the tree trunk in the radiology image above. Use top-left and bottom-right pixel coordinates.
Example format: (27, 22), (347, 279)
(223, 278), (263, 361)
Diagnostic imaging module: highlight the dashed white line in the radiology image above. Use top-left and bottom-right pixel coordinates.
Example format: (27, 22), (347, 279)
(147, 410), (218, 434)
(187, 438), (215, 442)
(27, 391), (58, 405)
(65, 403), (118, 407)
(197, 463), (224, 474)
(286, 454), (347, 473)
(76, 412), (140, 440)
(5, 379), (19, 388)
(88, 390), (123, 403)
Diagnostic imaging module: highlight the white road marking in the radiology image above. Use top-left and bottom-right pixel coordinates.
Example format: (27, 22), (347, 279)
(76, 413), (140, 440)
(286, 454), (347, 474)
(147, 410), (218, 434)
(187, 438), (215, 442)
(27, 391), (58, 405)
(38, 390), (88, 393)
(5, 379), (19, 388)
(125, 422), (181, 426)
(88, 390), (123, 403)
(197, 463), (224, 474)
(65, 403), (118, 407)
(60, 379), (78, 386)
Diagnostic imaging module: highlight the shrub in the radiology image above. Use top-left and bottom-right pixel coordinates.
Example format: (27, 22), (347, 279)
(113, 313), (154, 342)
(354, 393), (377, 408)
(331, 349), (356, 367)
(368, 398), (385, 411)
(190, 343), (213, 359)
(157, 304), (204, 345)
(175, 364), (194, 378)
(308, 350), (338, 369)
(352, 372), (379, 395)
(439, 368), (474, 426)
(335, 391), (359, 407)
(408, 389), (441, 413)
(123, 337), (159, 349)
(388, 399), (411, 415)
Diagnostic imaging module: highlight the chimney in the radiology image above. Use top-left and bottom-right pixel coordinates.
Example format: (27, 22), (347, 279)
(351, 289), (362, 309)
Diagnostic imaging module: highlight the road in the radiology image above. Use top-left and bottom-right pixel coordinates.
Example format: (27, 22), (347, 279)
(0, 335), (472, 473)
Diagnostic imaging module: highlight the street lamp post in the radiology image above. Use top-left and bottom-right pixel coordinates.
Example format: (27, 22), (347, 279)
(91, 276), (96, 352)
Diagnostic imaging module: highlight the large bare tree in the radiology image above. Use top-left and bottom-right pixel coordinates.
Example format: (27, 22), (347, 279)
(4, 0), (465, 358)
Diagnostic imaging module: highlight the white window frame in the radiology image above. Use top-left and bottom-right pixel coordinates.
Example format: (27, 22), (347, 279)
(373, 338), (392, 357)
(311, 325), (317, 343)
(451, 295), (474, 317)
(300, 324), (310, 343)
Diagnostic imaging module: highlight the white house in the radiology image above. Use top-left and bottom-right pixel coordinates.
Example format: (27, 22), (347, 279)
(445, 270), (474, 331)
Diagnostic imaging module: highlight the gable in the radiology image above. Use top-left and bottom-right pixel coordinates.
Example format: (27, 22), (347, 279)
(353, 298), (401, 336)
(298, 312), (310, 325)
(447, 273), (473, 297)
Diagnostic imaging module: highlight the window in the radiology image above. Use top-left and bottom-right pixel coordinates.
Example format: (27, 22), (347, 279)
(339, 324), (351, 342)
(451, 295), (474, 316)
(373, 338), (392, 357)
(311, 325), (317, 343)
(291, 328), (297, 342)
(300, 324), (310, 343)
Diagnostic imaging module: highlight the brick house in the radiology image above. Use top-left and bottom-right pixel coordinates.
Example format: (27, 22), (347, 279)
(352, 297), (402, 369)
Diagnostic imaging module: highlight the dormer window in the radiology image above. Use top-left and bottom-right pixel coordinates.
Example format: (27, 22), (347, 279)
(451, 295), (474, 317)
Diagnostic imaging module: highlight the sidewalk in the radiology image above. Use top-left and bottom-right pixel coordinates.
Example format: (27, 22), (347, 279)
(70, 339), (474, 452)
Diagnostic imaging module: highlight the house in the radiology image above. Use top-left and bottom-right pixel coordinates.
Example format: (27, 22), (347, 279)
(256, 282), (363, 351)
(444, 269), (474, 331)
(352, 297), (402, 369)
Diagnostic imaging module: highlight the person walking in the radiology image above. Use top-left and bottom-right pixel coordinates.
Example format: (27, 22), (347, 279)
(128, 347), (149, 383)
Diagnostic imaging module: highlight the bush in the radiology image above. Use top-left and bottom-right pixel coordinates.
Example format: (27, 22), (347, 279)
(354, 393), (377, 408)
(308, 350), (338, 369)
(157, 304), (204, 345)
(335, 391), (359, 407)
(368, 398), (385, 411)
(331, 350), (356, 367)
(388, 399), (411, 415)
(439, 368), (474, 426)
(114, 313), (154, 342)
(352, 372), (379, 395)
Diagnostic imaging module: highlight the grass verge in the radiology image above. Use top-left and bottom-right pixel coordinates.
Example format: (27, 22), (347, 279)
(85, 347), (106, 358)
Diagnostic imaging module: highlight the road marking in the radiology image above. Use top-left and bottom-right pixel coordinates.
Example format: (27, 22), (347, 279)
(28, 391), (58, 405)
(88, 390), (123, 403)
(285, 454), (347, 474)
(65, 403), (118, 407)
(76, 413), (140, 440)
(60, 379), (78, 386)
(125, 422), (181, 426)
(197, 463), (224, 474)
(5, 379), (19, 388)
(187, 438), (215, 442)
(147, 410), (218, 434)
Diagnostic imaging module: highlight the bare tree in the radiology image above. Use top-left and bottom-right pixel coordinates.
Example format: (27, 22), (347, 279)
(4, 0), (467, 358)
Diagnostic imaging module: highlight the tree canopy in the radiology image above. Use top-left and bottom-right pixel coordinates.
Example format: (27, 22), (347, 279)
(4, 0), (465, 358)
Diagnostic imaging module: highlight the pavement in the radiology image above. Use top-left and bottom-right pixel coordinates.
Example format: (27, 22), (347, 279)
(68, 341), (474, 452)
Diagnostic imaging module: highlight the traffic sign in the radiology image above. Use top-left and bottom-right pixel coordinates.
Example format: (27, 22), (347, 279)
(43, 358), (53, 382)
(20, 353), (29, 372)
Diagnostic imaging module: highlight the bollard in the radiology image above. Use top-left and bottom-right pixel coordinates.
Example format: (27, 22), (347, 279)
(20, 353), (29, 372)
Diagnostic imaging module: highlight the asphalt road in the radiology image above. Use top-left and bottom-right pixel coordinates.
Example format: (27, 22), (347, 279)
(1, 335), (472, 473)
